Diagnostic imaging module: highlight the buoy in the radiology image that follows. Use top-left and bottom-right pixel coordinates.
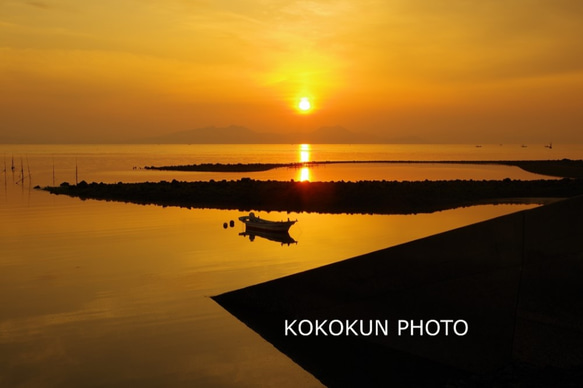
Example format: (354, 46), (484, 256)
(229, 220), (235, 227)
(223, 222), (228, 229)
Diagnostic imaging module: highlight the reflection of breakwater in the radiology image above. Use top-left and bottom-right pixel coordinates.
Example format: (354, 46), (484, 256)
(144, 159), (583, 178)
(42, 178), (583, 215)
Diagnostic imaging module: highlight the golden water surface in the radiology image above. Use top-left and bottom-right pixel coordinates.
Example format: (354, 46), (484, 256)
(2, 143), (572, 386)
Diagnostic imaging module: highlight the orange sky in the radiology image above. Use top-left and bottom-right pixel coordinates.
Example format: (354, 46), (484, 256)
(1, 0), (582, 143)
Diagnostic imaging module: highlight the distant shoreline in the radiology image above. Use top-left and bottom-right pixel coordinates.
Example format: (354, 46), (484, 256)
(144, 159), (583, 178)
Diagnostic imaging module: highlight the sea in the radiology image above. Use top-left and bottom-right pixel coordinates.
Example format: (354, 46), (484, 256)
(1, 143), (581, 387)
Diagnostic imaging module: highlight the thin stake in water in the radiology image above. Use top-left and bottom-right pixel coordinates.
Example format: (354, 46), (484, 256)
(3, 155), (6, 187)
(26, 156), (32, 185)
(14, 157), (23, 185)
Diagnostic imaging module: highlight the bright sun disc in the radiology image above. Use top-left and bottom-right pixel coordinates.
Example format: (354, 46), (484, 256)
(299, 97), (311, 111)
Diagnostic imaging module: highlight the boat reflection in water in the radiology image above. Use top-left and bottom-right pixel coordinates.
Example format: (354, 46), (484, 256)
(239, 230), (297, 246)
(238, 212), (298, 245)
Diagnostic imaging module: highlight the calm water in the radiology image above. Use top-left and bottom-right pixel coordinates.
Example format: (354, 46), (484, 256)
(1, 144), (579, 387)
(1, 143), (579, 185)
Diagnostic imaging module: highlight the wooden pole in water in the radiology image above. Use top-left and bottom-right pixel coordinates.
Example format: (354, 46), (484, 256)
(26, 156), (31, 184)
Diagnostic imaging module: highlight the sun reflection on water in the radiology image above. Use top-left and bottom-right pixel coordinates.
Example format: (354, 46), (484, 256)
(298, 167), (311, 182)
(299, 144), (311, 163)
(298, 144), (312, 181)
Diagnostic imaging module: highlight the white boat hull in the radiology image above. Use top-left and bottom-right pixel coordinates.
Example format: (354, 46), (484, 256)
(238, 213), (296, 233)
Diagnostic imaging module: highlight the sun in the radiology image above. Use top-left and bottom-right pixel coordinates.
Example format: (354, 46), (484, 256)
(298, 97), (311, 112)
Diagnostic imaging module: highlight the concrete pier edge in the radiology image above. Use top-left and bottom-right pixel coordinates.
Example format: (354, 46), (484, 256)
(213, 195), (583, 386)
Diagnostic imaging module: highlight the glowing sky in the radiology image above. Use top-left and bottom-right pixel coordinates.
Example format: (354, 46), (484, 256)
(1, 0), (582, 143)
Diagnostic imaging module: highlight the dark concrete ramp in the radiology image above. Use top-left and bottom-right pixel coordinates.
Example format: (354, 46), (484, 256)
(213, 196), (583, 387)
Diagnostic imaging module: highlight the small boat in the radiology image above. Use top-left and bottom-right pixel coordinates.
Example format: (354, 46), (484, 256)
(238, 212), (296, 233)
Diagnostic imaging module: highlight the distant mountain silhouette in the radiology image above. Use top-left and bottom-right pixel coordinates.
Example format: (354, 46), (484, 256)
(142, 125), (401, 144)
(143, 125), (286, 144)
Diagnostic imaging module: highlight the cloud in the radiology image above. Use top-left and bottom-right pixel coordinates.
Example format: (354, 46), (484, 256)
(319, 0), (583, 84)
(25, 1), (51, 9)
